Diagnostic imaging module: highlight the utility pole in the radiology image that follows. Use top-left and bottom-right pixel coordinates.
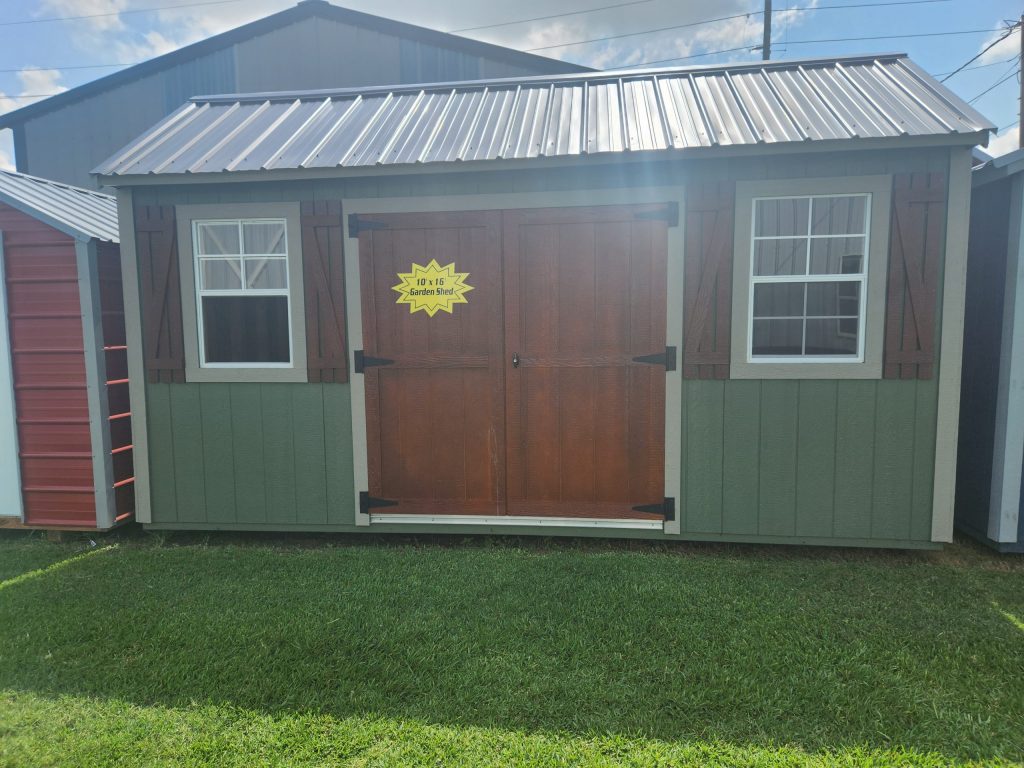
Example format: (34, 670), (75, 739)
(1019, 14), (1022, 148)
(762, 0), (772, 60)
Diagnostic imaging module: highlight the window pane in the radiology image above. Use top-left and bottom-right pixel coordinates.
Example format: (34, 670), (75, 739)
(196, 222), (240, 255)
(806, 281), (861, 317)
(753, 283), (805, 318)
(245, 257), (288, 289)
(199, 257), (242, 290)
(753, 238), (807, 276)
(754, 198), (809, 237)
(752, 318), (802, 356)
(809, 237), (866, 275)
(810, 195), (866, 236)
(805, 318), (858, 356)
(202, 296), (290, 364)
(243, 221), (286, 254)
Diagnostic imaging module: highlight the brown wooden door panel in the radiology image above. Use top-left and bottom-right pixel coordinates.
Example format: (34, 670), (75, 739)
(503, 206), (668, 519)
(359, 204), (670, 521)
(358, 211), (505, 514)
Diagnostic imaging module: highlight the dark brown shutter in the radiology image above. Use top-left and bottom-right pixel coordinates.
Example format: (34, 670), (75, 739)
(683, 180), (734, 379)
(883, 173), (946, 379)
(135, 205), (185, 384)
(301, 201), (348, 383)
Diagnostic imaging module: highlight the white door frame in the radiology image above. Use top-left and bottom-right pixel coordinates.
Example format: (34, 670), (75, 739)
(343, 187), (685, 533)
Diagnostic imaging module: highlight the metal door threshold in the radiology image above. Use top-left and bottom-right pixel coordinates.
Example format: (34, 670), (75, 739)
(369, 514), (663, 530)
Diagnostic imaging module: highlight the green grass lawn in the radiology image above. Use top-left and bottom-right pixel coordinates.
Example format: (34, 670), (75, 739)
(0, 531), (1022, 767)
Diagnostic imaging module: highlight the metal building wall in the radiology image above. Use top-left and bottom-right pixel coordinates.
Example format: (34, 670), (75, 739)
(15, 14), (576, 189)
(956, 178), (1010, 542)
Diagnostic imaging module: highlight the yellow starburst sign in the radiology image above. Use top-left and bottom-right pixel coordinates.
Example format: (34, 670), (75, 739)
(392, 259), (473, 317)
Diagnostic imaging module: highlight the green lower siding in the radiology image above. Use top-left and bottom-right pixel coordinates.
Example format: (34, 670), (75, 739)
(147, 383), (354, 528)
(680, 379), (937, 543)
(147, 377), (937, 544)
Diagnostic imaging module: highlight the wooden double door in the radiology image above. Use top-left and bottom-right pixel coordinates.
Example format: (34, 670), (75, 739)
(356, 204), (673, 520)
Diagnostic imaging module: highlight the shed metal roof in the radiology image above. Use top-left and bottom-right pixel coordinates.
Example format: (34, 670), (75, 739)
(973, 146), (1024, 186)
(0, 171), (119, 242)
(95, 53), (995, 180)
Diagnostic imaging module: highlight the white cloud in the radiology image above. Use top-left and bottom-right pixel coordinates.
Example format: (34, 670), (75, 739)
(978, 25), (1020, 66)
(39, 0), (128, 32)
(17, 68), (68, 97)
(987, 125), (1020, 158)
(0, 67), (68, 117)
(113, 30), (187, 63)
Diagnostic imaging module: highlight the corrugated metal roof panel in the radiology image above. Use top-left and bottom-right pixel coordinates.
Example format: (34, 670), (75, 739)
(0, 171), (118, 242)
(94, 54), (995, 179)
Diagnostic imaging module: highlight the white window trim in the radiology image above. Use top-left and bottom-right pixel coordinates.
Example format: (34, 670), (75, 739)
(176, 203), (307, 384)
(192, 217), (293, 370)
(731, 176), (892, 380)
(747, 192), (870, 365)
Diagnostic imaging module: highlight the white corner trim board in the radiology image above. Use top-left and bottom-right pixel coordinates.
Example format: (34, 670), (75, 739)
(0, 231), (24, 521)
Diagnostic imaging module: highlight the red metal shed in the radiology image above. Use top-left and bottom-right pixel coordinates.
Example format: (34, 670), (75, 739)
(0, 170), (132, 530)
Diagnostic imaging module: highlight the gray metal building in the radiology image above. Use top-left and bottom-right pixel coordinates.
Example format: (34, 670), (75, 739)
(0, 0), (588, 189)
(957, 148), (1024, 552)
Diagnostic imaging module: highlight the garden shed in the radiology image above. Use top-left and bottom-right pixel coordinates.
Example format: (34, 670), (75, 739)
(0, 171), (133, 530)
(956, 148), (1024, 552)
(98, 53), (991, 547)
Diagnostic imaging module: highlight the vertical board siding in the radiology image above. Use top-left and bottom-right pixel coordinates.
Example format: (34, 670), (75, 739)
(721, 380), (760, 535)
(168, 385), (206, 523)
(683, 380), (723, 533)
(198, 385), (235, 524)
(832, 382), (878, 539)
(229, 384), (266, 523)
(147, 381), (355, 526)
(758, 381), (799, 537)
(795, 381), (837, 539)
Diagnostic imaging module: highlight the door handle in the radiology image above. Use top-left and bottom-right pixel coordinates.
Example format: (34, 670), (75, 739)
(512, 352), (520, 368)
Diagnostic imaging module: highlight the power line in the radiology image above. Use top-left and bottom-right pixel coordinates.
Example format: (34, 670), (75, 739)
(932, 55), (1017, 78)
(451, 0), (946, 35)
(778, 28), (1004, 46)
(623, 45), (755, 68)
(525, 0), (958, 51)
(0, 0), (253, 27)
(448, 0), (655, 34)
(940, 22), (1019, 81)
(0, 63), (136, 74)
(968, 64), (1020, 104)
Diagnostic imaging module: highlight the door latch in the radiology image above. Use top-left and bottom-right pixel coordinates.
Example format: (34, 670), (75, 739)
(512, 352), (520, 368)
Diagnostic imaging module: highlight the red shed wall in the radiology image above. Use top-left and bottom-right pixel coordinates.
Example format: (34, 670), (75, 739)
(0, 202), (96, 527)
(96, 240), (134, 523)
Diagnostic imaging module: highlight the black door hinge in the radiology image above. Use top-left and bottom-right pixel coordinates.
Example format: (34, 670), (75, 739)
(632, 346), (677, 371)
(354, 350), (395, 373)
(360, 491), (398, 516)
(348, 214), (389, 238)
(633, 497), (675, 521)
(633, 202), (679, 227)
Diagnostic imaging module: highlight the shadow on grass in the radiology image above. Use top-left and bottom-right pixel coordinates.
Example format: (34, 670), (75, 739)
(0, 531), (1022, 765)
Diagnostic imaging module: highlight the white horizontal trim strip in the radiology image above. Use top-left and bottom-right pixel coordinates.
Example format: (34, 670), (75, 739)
(369, 514), (664, 530)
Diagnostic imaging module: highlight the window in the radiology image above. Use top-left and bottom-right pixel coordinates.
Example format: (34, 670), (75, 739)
(177, 203), (306, 383)
(749, 194), (869, 361)
(194, 219), (292, 366)
(730, 177), (892, 380)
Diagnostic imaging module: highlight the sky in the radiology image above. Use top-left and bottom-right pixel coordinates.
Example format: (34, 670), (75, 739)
(0, 0), (1020, 171)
